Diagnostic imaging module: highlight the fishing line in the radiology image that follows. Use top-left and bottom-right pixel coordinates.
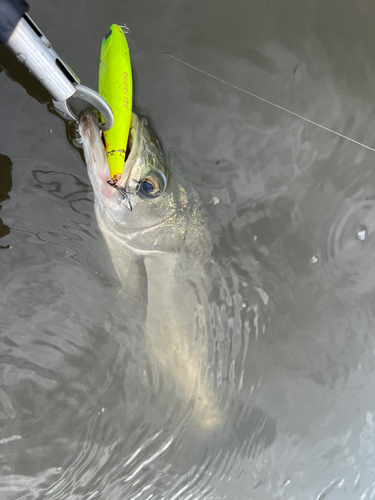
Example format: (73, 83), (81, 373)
(165, 53), (375, 154)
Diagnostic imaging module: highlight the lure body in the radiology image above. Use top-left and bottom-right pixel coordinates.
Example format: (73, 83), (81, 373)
(99, 24), (133, 179)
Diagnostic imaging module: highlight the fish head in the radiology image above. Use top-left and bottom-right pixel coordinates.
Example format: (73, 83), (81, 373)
(79, 112), (201, 254)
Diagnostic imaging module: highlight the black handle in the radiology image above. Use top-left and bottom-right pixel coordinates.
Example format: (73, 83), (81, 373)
(0, 0), (29, 44)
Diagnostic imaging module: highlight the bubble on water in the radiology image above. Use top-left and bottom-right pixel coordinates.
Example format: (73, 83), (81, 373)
(356, 227), (367, 241)
(56, 466), (62, 472)
(240, 301), (247, 309)
(253, 235), (258, 242)
(310, 254), (319, 264)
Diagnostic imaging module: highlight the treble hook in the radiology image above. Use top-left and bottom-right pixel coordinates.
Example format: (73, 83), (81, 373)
(107, 179), (140, 211)
(119, 24), (131, 33)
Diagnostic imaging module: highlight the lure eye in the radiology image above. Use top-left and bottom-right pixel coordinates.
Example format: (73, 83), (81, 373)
(138, 172), (166, 199)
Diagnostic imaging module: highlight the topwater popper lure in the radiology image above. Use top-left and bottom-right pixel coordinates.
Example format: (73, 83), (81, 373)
(99, 24), (133, 180)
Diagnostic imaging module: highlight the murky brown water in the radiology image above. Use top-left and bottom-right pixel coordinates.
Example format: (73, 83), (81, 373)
(2, 0), (375, 498)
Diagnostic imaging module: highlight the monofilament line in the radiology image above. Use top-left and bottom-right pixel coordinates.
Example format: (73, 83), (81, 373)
(165, 53), (375, 154)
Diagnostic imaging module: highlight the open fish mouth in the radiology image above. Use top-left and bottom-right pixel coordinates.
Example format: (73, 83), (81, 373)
(79, 112), (134, 209)
(79, 112), (168, 212)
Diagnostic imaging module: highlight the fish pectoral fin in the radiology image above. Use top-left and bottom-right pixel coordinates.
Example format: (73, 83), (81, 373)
(123, 256), (148, 321)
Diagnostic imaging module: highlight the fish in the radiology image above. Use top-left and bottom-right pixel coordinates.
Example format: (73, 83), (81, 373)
(79, 111), (221, 429)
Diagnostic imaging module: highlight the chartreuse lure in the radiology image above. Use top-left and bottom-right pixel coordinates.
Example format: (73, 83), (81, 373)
(99, 25), (133, 180)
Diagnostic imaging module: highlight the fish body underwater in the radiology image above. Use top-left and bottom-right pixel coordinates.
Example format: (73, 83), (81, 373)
(79, 112), (220, 428)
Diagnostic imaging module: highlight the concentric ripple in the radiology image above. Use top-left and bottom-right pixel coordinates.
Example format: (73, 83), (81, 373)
(325, 190), (375, 259)
(315, 169), (375, 275)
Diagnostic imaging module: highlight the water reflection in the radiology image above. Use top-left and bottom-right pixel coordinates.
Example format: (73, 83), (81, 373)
(2, 0), (375, 498)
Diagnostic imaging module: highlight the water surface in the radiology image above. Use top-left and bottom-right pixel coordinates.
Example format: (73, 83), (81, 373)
(1, 0), (375, 498)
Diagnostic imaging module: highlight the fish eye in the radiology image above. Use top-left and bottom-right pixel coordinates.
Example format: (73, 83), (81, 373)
(138, 172), (166, 199)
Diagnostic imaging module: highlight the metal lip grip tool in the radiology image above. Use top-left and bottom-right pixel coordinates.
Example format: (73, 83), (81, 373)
(0, 0), (114, 130)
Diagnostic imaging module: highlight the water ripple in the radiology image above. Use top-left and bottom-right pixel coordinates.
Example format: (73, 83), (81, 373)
(318, 173), (375, 266)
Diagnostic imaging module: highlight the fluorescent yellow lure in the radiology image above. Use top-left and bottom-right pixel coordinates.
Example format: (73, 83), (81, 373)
(99, 24), (133, 179)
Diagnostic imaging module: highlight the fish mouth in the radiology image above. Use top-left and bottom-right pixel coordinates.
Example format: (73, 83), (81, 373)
(79, 112), (167, 211)
(79, 112), (140, 209)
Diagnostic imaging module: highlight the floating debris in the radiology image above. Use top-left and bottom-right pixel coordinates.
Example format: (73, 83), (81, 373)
(310, 254), (319, 264)
(356, 227), (367, 242)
